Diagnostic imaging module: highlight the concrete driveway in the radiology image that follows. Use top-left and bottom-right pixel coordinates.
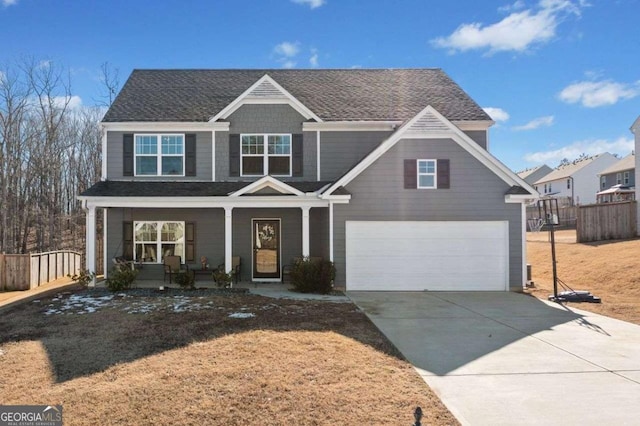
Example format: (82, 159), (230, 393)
(348, 291), (640, 426)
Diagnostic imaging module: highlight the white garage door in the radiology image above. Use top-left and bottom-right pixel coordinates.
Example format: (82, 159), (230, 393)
(345, 221), (509, 291)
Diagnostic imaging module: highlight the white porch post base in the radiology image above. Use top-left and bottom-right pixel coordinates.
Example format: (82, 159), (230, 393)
(85, 204), (97, 287)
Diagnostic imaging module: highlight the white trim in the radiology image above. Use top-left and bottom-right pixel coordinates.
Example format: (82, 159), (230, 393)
(230, 176), (305, 197)
(329, 201), (334, 262)
(631, 115), (640, 133)
(521, 203), (527, 288)
(133, 133), (186, 177)
(102, 122), (230, 132)
(251, 218), (282, 282)
(103, 208), (108, 279)
(301, 207), (310, 257)
(505, 194), (538, 203)
(212, 130), (216, 182)
(451, 120), (494, 131)
(85, 204), (96, 286)
(322, 105), (538, 199)
(240, 133), (292, 177)
(101, 125), (107, 180)
(79, 196), (330, 209)
(316, 130), (321, 181)
(224, 207), (233, 277)
(303, 121), (401, 132)
(210, 74), (322, 122)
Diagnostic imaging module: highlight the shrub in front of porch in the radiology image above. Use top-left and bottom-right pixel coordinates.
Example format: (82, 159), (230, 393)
(290, 258), (336, 294)
(105, 266), (138, 292)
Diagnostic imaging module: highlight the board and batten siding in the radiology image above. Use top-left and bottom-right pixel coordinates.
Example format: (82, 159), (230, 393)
(215, 104), (317, 181)
(106, 131), (213, 180)
(332, 137), (523, 290)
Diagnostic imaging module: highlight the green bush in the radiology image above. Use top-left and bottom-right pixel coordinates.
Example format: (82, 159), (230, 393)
(68, 269), (95, 288)
(212, 269), (233, 288)
(174, 270), (195, 289)
(105, 266), (138, 292)
(290, 258), (335, 294)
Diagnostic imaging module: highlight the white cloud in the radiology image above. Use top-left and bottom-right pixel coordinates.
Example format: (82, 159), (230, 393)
(274, 41), (300, 58)
(282, 60), (296, 69)
(513, 115), (554, 130)
(558, 79), (640, 107)
(498, 0), (526, 13)
(309, 49), (319, 67)
(52, 95), (83, 110)
(291, 0), (325, 9)
(432, 0), (586, 54)
(483, 107), (510, 122)
(524, 136), (633, 164)
(2, 0), (18, 6)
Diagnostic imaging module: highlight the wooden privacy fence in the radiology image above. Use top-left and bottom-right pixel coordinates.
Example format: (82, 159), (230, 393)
(577, 201), (637, 243)
(0, 250), (82, 291)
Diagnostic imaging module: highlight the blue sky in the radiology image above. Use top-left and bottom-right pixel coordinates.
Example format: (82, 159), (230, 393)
(1, 0), (638, 171)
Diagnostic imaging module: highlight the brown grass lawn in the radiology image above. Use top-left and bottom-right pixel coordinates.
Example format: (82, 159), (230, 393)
(0, 289), (458, 425)
(527, 230), (640, 324)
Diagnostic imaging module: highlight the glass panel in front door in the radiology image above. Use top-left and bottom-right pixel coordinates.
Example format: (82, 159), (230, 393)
(253, 220), (280, 278)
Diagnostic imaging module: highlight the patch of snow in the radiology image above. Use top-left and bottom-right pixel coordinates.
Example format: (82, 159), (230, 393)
(228, 312), (256, 319)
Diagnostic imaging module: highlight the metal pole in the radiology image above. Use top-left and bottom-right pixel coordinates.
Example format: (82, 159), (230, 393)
(549, 220), (558, 300)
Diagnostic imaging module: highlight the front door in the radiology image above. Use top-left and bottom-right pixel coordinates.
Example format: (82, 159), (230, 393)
(252, 219), (281, 280)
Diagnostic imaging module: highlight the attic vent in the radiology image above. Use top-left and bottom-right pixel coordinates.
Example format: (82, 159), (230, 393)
(247, 80), (287, 99)
(407, 111), (450, 133)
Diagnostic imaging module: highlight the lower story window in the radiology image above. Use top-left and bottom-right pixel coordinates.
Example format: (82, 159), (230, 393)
(134, 221), (185, 263)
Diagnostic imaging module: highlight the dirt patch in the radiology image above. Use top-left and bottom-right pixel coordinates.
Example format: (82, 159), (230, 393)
(0, 289), (457, 425)
(527, 231), (640, 325)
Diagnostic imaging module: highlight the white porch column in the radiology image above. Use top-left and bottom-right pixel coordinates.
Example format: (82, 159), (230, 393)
(85, 204), (97, 286)
(224, 207), (233, 274)
(301, 206), (310, 257)
(329, 201), (334, 262)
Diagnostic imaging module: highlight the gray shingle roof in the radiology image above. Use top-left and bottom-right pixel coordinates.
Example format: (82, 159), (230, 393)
(103, 69), (491, 123)
(598, 153), (635, 175)
(80, 181), (332, 197)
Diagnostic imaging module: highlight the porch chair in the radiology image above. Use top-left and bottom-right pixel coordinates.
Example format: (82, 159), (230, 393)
(217, 256), (242, 284)
(163, 255), (189, 284)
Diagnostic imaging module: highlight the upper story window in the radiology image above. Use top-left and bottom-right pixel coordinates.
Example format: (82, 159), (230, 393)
(624, 171), (630, 185)
(241, 134), (291, 176)
(567, 178), (571, 189)
(601, 176), (606, 189)
(417, 159), (437, 189)
(135, 134), (184, 176)
(616, 173), (622, 185)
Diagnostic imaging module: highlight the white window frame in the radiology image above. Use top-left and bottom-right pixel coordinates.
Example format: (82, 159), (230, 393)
(624, 171), (630, 185)
(601, 176), (606, 189)
(133, 221), (185, 264)
(616, 173), (622, 185)
(240, 133), (292, 177)
(134, 133), (186, 177)
(417, 159), (437, 189)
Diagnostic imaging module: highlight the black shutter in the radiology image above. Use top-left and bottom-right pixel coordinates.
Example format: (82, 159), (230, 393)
(404, 159), (417, 189)
(123, 134), (134, 176)
(229, 134), (240, 177)
(292, 134), (303, 177)
(185, 222), (195, 263)
(123, 221), (133, 260)
(437, 159), (450, 189)
(185, 134), (196, 176)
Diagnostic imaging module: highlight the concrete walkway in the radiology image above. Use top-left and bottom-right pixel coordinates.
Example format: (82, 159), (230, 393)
(348, 291), (640, 426)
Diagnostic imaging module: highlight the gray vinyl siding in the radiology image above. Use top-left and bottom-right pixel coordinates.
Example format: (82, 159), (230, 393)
(216, 104), (317, 181)
(319, 131), (392, 180)
(106, 131), (212, 180)
(106, 207), (225, 280)
(462, 130), (487, 149)
(333, 138), (523, 291)
(309, 207), (329, 259)
(601, 169), (635, 189)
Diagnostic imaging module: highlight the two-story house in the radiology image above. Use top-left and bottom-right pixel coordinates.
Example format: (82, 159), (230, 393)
(596, 152), (635, 203)
(78, 69), (537, 291)
(516, 165), (552, 190)
(533, 153), (618, 206)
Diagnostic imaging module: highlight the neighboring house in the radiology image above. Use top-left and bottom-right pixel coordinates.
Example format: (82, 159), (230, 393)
(78, 69), (538, 292)
(533, 153), (618, 206)
(633, 115), (640, 235)
(516, 165), (552, 191)
(596, 153), (635, 203)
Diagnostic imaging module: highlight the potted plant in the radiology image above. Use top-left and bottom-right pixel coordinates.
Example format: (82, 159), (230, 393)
(174, 270), (195, 290)
(212, 269), (233, 288)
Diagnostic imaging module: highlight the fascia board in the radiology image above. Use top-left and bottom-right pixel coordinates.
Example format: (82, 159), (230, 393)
(102, 122), (230, 131)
